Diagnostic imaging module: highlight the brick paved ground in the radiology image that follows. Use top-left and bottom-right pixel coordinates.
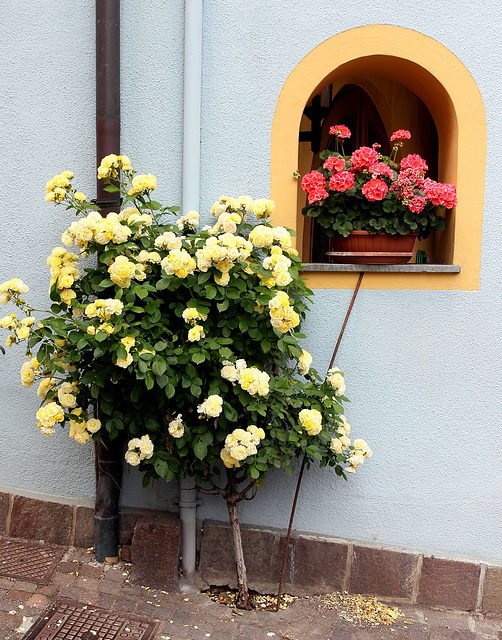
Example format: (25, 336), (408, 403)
(0, 540), (500, 640)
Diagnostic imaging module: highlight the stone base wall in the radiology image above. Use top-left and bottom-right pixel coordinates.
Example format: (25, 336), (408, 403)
(199, 520), (502, 616)
(1, 491), (501, 616)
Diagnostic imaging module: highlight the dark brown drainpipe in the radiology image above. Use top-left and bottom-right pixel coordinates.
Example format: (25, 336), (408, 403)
(94, 0), (122, 564)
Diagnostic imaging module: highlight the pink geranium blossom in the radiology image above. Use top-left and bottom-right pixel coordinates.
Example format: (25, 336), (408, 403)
(408, 196), (426, 213)
(423, 178), (458, 208)
(390, 129), (411, 142)
(350, 146), (379, 172)
(301, 170), (329, 204)
(329, 124), (351, 139)
(398, 168), (425, 190)
(390, 177), (415, 200)
(329, 171), (355, 193)
(400, 154), (428, 173)
(323, 156), (346, 172)
(362, 178), (388, 201)
(369, 162), (394, 180)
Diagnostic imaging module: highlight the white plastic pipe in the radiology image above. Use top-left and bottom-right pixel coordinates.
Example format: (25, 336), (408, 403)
(179, 474), (198, 578)
(182, 0), (203, 215)
(179, 0), (203, 579)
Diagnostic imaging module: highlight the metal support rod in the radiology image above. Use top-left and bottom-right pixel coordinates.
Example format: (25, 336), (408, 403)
(94, 0), (122, 563)
(275, 272), (365, 610)
(275, 456), (307, 610)
(328, 271), (365, 371)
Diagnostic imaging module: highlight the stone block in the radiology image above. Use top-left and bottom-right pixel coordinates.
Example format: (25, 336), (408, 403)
(348, 545), (418, 599)
(130, 515), (181, 590)
(121, 544), (132, 563)
(199, 520), (279, 591)
(482, 565), (502, 614)
(73, 506), (94, 549)
(25, 593), (49, 609)
(9, 496), (73, 546)
(119, 511), (142, 545)
(277, 534), (348, 595)
(417, 556), (480, 610)
(0, 493), (9, 534)
(79, 564), (104, 579)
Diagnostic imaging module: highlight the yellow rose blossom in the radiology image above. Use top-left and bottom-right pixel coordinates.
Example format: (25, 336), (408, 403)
(128, 173), (157, 196)
(197, 394), (223, 418)
(249, 225), (274, 248)
(108, 255), (137, 288)
(299, 408), (322, 436)
(229, 444), (248, 461)
(188, 325), (205, 342)
(168, 414), (185, 438)
(36, 402), (64, 428)
(298, 349), (313, 376)
(327, 367), (346, 396)
(138, 434), (154, 459)
(337, 414), (351, 436)
(0, 316), (14, 328)
(330, 438), (343, 454)
(339, 435), (351, 451)
(125, 450), (141, 466)
(86, 418), (102, 434)
(37, 378), (57, 400)
(121, 336), (136, 350)
(220, 447), (240, 469)
(116, 353), (133, 368)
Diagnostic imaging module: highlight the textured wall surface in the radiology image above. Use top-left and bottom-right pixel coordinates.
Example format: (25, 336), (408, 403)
(1, 0), (501, 562)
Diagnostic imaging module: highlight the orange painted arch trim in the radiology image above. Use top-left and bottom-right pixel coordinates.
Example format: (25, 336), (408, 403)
(270, 25), (486, 290)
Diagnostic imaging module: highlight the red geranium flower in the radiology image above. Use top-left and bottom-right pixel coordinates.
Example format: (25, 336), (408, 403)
(390, 177), (415, 200)
(423, 179), (457, 209)
(362, 178), (388, 201)
(400, 154), (428, 173)
(301, 170), (329, 204)
(408, 196), (426, 213)
(323, 156), (346, 172)
(329, 124), (351, 139)
(398, 167), (425, 190)
(350, 146), (379, 172)
(369, 162), (394, 180)
(329, 171), (355, 193)
(390, 129), (411, 142)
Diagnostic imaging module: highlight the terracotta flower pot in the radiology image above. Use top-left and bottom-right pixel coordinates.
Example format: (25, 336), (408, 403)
(327, 231), (418, 264)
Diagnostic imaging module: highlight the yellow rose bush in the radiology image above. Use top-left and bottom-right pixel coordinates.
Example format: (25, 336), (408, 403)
(0, 155), (371, 609)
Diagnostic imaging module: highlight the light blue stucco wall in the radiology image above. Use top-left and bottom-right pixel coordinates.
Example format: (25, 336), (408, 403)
(1, 0), (501, 563)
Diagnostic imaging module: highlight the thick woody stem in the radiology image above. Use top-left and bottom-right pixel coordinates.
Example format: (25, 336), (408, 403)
(226, 468), (251, 609)
(227, 499), (251, 609)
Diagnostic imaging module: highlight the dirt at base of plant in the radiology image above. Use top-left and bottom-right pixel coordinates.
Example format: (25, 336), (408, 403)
(205, 586), (296, 612)
(205, 586), (405, 627)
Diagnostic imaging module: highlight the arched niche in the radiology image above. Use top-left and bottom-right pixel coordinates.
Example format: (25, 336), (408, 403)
(270, 26), (486, 290)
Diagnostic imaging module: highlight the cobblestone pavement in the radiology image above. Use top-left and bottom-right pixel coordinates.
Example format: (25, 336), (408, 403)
(0, 541), (500, 640)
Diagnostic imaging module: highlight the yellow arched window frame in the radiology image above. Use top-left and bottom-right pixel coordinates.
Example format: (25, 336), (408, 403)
(270, 26), (486, 290)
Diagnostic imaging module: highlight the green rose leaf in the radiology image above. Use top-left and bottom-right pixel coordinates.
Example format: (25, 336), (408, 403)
(194, 441), (207, 460)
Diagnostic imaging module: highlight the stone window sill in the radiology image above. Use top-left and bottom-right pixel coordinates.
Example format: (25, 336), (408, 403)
(302, 263), (461, 273)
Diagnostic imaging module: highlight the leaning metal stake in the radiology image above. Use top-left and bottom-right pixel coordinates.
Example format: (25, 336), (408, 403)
(275, 271), (365, 610)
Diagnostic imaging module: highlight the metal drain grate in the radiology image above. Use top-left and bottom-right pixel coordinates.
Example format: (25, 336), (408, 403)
(23, 599), (158, 640)
(0, 537), (64, 584)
